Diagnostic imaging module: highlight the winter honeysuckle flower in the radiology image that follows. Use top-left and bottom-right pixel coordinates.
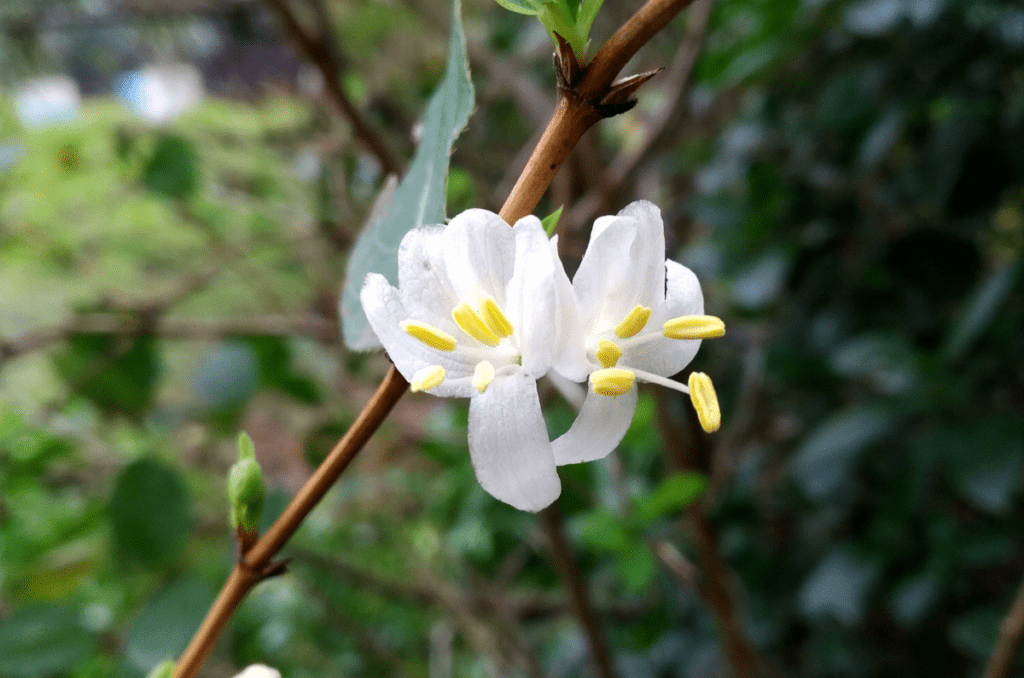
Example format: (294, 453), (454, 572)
(551, 201), (725, 465)
(360, 209), (577, 511)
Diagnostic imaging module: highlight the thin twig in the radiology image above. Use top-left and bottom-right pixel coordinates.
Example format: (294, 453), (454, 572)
(982, 573), (1024, 678)
(566, 0), (715, 227)
(263, 0), (402, 175)
(500, 0), (698, 223)
(657, 395), (762, 678)
(541, 504), (618, 678)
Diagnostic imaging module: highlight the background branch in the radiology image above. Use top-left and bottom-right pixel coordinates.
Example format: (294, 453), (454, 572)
(541, 504), (618, 678)
(982, 573), (1024, 678)
(263, 0), (402, 175)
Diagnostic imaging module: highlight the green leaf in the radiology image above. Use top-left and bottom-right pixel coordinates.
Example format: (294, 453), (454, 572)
(576, 0), (604, 44)
(578, 509), (632, 553)
(126, 575), (213, 672)
(942, 259), (1021, 362)
(141, 133), (200, 199)
(54, 334), (161, 416)
(146, 660), (177, 678)
(0, 604), (94, 678)
(538, 2), (585, 57)
(341, 0), (475, 349)
(633, 472), (708, 528)
(109, 457), (191, 567)
(493, 0), (543, 15)
(791, 407), (894, 500)
(542, 205), (563, 236)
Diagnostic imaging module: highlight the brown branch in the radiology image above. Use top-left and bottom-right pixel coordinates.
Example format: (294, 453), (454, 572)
(263, 0), (402, 175)
(500, 0), (697, 223)
(566, 0), (715, 227)
(171, 2), (702, 675)
(171, 366), (409, 678)
(541, 503), (618, 678)
(982, 573), (1024, 678)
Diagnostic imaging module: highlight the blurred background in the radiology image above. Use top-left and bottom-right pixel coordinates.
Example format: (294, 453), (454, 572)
(1, 0), (1022, 676)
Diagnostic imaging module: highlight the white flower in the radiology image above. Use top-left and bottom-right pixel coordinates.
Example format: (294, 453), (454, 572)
(551, 201), (724, 465)
(233, 665), (282, 678)
(361, 209), (577, 511)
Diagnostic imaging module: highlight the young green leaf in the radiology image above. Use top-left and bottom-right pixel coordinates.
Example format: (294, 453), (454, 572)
(493, 0), (543, 15)
(542, 204), (563, 236)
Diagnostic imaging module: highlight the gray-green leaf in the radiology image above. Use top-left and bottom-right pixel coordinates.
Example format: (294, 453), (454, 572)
(341, 0), (475, 349)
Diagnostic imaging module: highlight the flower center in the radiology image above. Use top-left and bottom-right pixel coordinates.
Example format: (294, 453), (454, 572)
(401, 295), (519, 395)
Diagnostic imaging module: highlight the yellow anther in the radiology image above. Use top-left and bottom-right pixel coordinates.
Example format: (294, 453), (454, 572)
(688, 372), (721, 433)
(400, 320), (457, 351)
(452, 303), (502, 347)
(614, 305), (652, 338)
(410, 365), (445, 393)
(663, 315), (726, 340)
(479, 296), (514, 338)
(472, 360), (495, 393)
(590, 368), (636, 396)
(594, 339), (623, 368)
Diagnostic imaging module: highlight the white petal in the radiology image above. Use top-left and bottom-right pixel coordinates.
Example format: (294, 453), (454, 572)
(467, 372), (561, 511)
(552, 386), (637, 465)
(548, 234), (589, 382)
(507, 216), (556, 375)
(361, 274), (477, 397)
(233, 666), (281, 678)
(574, 201), (667, 333)
(442, 209), (516, 306)
(572, 216), (638, 333)
(619, 201), (666, 311)
(627, 260), (705, 376)
(397, 225), (462, 335)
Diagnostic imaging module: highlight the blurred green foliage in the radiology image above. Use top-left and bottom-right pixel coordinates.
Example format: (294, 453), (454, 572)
(1, 0), (1023, 677)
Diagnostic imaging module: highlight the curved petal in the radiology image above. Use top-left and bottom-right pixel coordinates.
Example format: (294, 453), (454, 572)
(361, 273), (477, 397)
(468, 372), (561, 511)
(397, 225), (462, 335)
(549, 234), (589, 382)
(442, 209), (516, 306)
(552, 386), (637, 465)
(572, 217), (639, 333)
(627, 260), (705, 376)
(620, 201), (666, 310)
(507, 217), (557, 375)
(574, 201), (667, 334)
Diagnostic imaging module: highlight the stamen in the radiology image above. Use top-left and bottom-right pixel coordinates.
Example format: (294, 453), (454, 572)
(590, 367), (636, 396)
(400, 320), (457, 351)
(663, 315), (726, 340)
(688, 372), (721, 433)
(614, 305), (652, 338)
(472, 360), (495, 393)
(479, 296), (514, 338)
(594, 339), (623, 368)
(452, 303), (501, 347)
(410, 365), (445, 393)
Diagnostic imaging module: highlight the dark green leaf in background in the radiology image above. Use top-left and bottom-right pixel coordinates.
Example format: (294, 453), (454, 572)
(0, 604), (94, 678)
(53, 334), (160, 416)
(109, 457), (191, 567)
(126, 575), (213, 672)
(141, 134), (200, 199)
